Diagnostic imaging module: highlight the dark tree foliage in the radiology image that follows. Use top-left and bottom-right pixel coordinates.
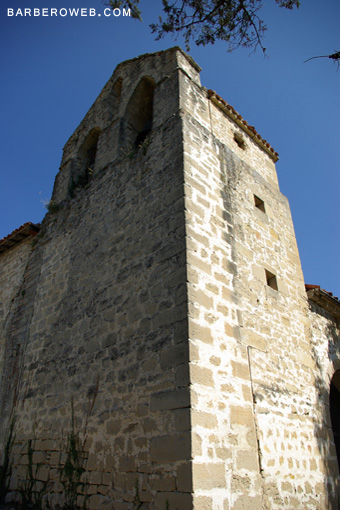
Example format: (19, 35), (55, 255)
(106, 0), (300, 53)
(106, 0), (142, 20)
(106, 0), (339, 64)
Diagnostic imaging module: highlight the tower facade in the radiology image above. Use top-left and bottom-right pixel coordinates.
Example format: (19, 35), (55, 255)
(0, 47), (339, 510)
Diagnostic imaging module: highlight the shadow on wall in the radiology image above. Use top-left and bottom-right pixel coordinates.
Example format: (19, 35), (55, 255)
(311, 312), (340, 508)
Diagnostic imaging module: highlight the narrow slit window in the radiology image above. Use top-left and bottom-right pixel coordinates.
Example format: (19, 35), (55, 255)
(265, 269), (278, 291)
(234, 132), (246, 150)
(254, 194), (265, 213)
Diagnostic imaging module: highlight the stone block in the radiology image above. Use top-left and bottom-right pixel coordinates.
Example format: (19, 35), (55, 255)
(296, 349), (315, 369)
(187, 252), (211, 275)
(193, 496), (213, 509)
(119, 455), (136, 473)
(176, 462), (192, 492)
(234, 495), (263, 510)
(231, 474), (251, 492)
(189, 321), (213, 343)
(188, 287), (214, 310)
(160, 342), (189, 368)
(150, 388), (190, 411)
(192, 462), (226, 490)
(150, 433), (191, 462)
(236, 450), (259, 472)
(192, 432), (202, 456)
(175, 363), (190, 388)
(104, 455), (115, 471)
(151, 475), (176, 491)
(230, 406), (254, 427)
(142, 417), (158, 433)
(231, 361), (250, 381)
(242, 384), (253, 403)
(251, 265), (265, 282)
(216, 447), (232, 460)
(243, 330), (267, 351)
(136, 403), (149, 417)
(225, 323), (240, 340)
(106, 419), (121, 435)
(192, 410), (217, 429)
(86, 453), (98, 471)
(175, 408), (191, 431)
(190, 364), (214, 387)
(89, 470), (102, 484)
(155, 491), (193, 509)
(88, 494), (104, 510)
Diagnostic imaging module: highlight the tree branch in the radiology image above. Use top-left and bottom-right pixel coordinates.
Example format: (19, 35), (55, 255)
(304, 51), (340, 65)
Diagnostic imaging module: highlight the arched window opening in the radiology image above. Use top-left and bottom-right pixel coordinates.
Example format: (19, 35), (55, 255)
(79, 128), (100, 179)
(107, 78), (122, 113)
(69, 128), (100, 197)
(113, 77), (122, 100)
(330, 370), (340, 472)
(123, 76), (155, 151)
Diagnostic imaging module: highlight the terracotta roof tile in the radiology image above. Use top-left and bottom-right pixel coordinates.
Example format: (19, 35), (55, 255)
(305, 284), (339, 302)
(305, 284), (340, 318)
(207, 89), (279, 162)
(0, 222), (40, 254)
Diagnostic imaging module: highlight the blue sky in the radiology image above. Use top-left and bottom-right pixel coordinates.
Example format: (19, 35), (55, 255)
(1, 0), (339, 297)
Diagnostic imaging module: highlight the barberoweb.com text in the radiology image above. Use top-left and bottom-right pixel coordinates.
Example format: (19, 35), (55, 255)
(7, 7), (131, 17)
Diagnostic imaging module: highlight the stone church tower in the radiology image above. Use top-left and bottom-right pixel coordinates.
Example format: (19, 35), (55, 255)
(0, 47), (339, 509)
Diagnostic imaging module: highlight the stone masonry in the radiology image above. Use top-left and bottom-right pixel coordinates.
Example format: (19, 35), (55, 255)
(0, 47), (339, 510)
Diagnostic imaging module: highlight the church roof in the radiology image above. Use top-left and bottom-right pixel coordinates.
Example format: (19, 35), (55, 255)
(0, 222), (40, 254)
(207, 89), (279, 162)
(306, 284), (340, 318)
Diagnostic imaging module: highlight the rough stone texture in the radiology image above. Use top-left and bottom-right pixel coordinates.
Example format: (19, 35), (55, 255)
(0, 238), (32, 372)
(0, 47), (339, 509)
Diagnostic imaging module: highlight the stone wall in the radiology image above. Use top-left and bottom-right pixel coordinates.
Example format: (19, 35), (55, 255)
(0, 47), (339, 510)
(0, 238), (32, 355)
(0, 238), (34, 422)
(308, 297), (340, 505)
(1, 48), (193, 509)
(179, 54), (340, 509)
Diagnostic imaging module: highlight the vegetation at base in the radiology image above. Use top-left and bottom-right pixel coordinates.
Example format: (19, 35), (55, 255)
(133, 480), (143, 509)
(0, 389), (173, 510)
(19, 438), (50, 510)
(0, 418), (15, 504)
(59, 400), (88, 510)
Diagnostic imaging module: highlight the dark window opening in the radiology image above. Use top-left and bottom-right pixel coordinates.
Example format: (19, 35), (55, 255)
(121, 76), (155, 153)
(265, 269), (278, 290)
(85, 142), (97, 179)
(234, 132), (246, 150)
(134, 118), (152, 148)
(254, 194), (266, 213)
(80, 130), (100, 185)
(113, 77), (122, 100)
(107, 77), (122, 113)
(330, 373), (340, 472)
(70, 128), (100, 197)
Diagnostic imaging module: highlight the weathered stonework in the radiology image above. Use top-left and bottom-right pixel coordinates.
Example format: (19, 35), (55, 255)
(0, 47), (339, 509)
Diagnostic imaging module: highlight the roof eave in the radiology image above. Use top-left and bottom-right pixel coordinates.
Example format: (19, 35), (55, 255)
(306, 288), (340, 320)
(0, 223), (41, 255)
(207, 90), (279, 163)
